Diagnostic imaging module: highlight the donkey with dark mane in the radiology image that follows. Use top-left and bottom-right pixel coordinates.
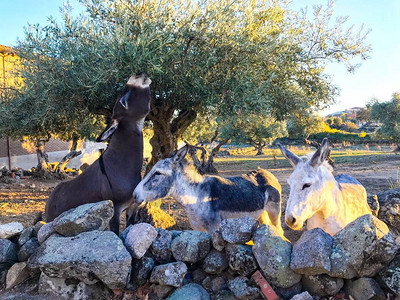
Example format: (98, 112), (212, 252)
(133, 145), (283, 234)
(277, 138), (372, 235)
(45, 73), (151, 234)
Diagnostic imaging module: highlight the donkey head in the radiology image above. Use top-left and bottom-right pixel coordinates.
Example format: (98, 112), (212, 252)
(133, 145), (189, 204)
(277, 138), (332, 230)
(97, 73), (152, 142)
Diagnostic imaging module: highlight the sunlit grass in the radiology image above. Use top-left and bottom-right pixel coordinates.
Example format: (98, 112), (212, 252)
(214, 145), (397, 172)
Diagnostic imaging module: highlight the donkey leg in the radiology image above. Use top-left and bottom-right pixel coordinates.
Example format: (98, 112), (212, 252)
(125, 202), (138, 226)
(109, 205), (122, 235)
(265, 189), (284, 235)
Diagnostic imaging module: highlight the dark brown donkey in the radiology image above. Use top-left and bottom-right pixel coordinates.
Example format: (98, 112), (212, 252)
(45, 73), (151, 234)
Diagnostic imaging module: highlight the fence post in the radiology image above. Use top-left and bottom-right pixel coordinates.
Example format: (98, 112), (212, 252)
(7, 137), (12, 170)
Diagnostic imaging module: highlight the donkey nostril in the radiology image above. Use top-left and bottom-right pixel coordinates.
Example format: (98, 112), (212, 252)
(286, 216), (296, 226)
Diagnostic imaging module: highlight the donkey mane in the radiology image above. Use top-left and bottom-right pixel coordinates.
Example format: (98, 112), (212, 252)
(178, 159), (204, 184)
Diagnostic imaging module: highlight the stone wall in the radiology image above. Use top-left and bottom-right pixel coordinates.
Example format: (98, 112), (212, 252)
(0, 200), (399, 300)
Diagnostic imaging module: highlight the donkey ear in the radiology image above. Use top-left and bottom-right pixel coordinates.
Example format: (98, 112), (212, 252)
(119, 90), (131, 110)
(310, 138), (330, 167)
(172, 145), (189, 162)
(277, 143), (301, 168)
(96, 119), (119, 142)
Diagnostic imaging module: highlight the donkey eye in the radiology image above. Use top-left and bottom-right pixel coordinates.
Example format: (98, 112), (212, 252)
(302, 183), (311, 190)
(153, 171), (162, 176)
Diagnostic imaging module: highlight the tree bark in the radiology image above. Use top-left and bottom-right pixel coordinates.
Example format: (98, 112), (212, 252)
(187, 139), (229, 174)
(55, 138), (82, 174)
(255, 142), (266, 156)
(35, 140), (50, 171)
(147, 105), (197, 172)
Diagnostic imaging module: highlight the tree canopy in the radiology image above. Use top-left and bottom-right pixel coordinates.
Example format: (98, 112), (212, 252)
(370, 93), (400, 143)
(0, 0), (371, 167)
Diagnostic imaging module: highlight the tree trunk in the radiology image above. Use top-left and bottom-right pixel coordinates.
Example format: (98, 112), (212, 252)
(55, 138), (82, 174)
(34, 139), (54, 179)
(187, 139), (229, 174)
(35, 140), (50, 171)
(255, 142), (266, 156)
(147, 106), (197, 172)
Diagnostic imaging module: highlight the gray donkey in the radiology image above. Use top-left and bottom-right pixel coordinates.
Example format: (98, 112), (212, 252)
(133, 145), (283, 234)
(45, 73), (151, 234)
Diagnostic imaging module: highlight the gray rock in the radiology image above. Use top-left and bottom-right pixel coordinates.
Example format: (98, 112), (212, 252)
(119, 224), (132, 242)
(0, 239), (18, 270)
(290, 228), (333, 275)
(0, 270), (6, 290)
(151, 228), (173, 263)
(202, 276), (212, 291)
(17, 237), (39, 261)
(171, 231), (211, 263)
(202, 249), (228, 274)
(150, 261), (187, 287)
(18, 227), (34, 247)
(290, 291), (313, 300)
(167, 283), (210, 300)
(214, 290), (237, 300)
(211, 277), (228, 292)
(275, 282), (302, 300)
(192, 268), (207, 284)
(220, 216), (258, 244)
(252, 225), (301, 288)
(131, 256), (155, 286)
(211, 229), (226, 251)
(225, 244), (258, 277)
(367, 194), (380, 216)
(53, 200), (114, 236)
(151, 284), (174, 298)
(124, 223), (158, 259)
(37, 221), (56, 244)
(371, 188), (400, 237)
(379, 254), (400, 295)
(228, 276), (260, 300)
(28, 230), (131, 289)
(329, 214), (399, 279)
(38, 272), (112, 300)
(0, 222), (24, 239)
(345, 277), (386, 300)
(33, 221), (44, 237)
(6, 262), (30, 289)
(302, 274), (344, 297)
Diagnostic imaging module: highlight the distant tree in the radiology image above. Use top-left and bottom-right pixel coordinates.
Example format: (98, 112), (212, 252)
(331, 117), (343, 129)
(341, 121), (358, 132)
(370, 93), (400, 147)
(0, 0), (371, 171)
(222, 114), (287, 155)
(356, 106), (371, 123)
(182, 114), (229, 174)
(287, 114), (325, 139)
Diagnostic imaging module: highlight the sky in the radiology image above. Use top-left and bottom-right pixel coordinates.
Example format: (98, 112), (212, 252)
(0, 0), (399, 115)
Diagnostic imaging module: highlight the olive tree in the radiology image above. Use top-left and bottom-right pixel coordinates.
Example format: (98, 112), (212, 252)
(370, 93), (400, 147)
(1, 0), (371, 169)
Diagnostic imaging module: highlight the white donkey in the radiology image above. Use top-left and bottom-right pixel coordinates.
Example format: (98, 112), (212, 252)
(133, 145), (283, 234)
(277, 138), (372, 235)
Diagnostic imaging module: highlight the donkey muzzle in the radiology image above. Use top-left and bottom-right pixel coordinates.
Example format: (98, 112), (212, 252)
(285, 214), (303, 231)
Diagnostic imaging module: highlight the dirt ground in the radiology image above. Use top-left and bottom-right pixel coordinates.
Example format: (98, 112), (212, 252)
(1, 150), (399, 231)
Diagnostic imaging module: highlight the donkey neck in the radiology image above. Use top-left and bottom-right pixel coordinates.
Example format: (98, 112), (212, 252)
(103, 120), (144, 170)
(170, 166), (205, 208)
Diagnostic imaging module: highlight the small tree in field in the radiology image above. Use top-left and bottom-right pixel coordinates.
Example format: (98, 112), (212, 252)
(0, 0), (371, 171)
(222, 114), (287, 155)
(182, 114), (230, 174)
(370, 93), (400, 149)
(287, 114), (325, 139)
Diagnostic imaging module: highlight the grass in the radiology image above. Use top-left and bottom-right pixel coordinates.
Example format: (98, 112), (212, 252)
(214, 145), (397, 173)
